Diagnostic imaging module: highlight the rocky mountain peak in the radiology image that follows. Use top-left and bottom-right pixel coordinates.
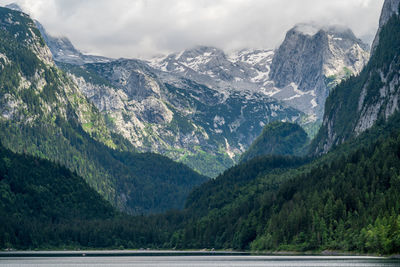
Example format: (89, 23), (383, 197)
(177, 46), (225, 61)
(3, 2), (112, 65)
(292, 23), (361, 42)
(311, 0), (400, 155)
(269, 23), (369, 120)
(378, 0), (400, 27)
(271, 23), (368, 89)
(291, 23), (321, 36)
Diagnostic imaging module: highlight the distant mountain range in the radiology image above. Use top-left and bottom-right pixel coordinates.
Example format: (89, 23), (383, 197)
(13, 2), (368, 176)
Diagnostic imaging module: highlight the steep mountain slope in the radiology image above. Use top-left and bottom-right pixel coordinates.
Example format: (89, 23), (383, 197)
(371, 0), (400, 52)
(151, 29), (369, 124)
(240, 121), (308, 163)
(0, 7), (206, 214)
(169, 110), (400, 253)
(60, 58), (302, 177)
(311, 1), (400, 155)
(269, 24), (369, 121)
(0, 143), (115, 248)
(35, 21), (112, 65)
(167, 0), (400, 253)
(28, 8), (369, 176)
(0, 142), (115, 222)
(0, 143), (185, 250)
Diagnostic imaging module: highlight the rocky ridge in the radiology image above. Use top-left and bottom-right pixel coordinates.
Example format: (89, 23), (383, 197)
(61, 58), (302, 177)
(150, 26), (369, 124)
(311, 0), (400, 154)
(371, 0), (400, 53)
(269, 23), (369, 120)
(12, 1), (370, 175)
(0, 6), (208, 214)
(60, 26), (368, 176)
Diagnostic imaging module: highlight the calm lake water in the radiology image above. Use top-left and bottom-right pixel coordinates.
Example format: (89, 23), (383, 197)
(0, 255), (399, 267)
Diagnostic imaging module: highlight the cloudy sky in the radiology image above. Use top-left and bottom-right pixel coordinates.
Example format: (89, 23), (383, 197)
(3, 0), (385, 59)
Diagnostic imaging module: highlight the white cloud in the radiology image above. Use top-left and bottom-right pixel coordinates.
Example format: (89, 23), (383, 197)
(3, 0), (385, 59)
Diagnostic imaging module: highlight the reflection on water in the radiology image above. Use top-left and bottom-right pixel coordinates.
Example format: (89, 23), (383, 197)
(0, 256), (399, 267)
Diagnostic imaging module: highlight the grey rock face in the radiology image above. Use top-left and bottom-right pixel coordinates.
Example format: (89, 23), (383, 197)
(35, 21), (112, 65)
(371, 0), (400, 53)
(31, 11), (369, 175)
(65, 59), (302, 177)
(311, 0), (400, 155)
(151, 46), (256, 84)
(269, 23), (370, 120)
(149, 25), (369, 124)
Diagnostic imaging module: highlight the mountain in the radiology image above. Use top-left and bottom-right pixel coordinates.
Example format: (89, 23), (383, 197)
(371, 0), (400, 52)
(269, 23), (370, 121)
(311, 0), (400, 155)
(5, 3), (371, 177)
(0, 6), (206, 214)
(26, 8), (369, 176)
(240, 121), (309, 163)
(0, 142), (115, 222)
(0, 142), (188, 250)
(147, 26), (369, 140)
(163, 1), (400, 253)
(174, 114), (400, 253)
(0, 142), (114, 248)
(68, 31), (367, 177)
(59, 56), (302, 177)
(4, 2), (111, 65)
(148, 46), (267, 91)
(35, 21), (112, 65)
(150, 27), (369, 125)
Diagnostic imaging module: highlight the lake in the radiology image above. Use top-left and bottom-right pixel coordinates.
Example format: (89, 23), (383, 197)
(1, 253), (399, 267)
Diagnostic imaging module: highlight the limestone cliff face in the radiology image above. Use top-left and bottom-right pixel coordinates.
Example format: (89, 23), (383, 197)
(371, 0), (400, 53)
(63, 59), (302, 177)
(0, 6), (111, 142)
(0, 6), (208, 215)
(53, 28), (368, 175)
(311, 0), (400, 155)
(269, 24), (369, 120)
(24, 1), (369, 174)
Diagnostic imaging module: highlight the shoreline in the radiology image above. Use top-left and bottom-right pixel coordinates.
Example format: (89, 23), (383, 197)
(0, 250), (395, 258)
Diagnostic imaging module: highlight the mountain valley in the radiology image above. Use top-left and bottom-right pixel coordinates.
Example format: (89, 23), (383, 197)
(1, 0), (400, 255)
(29, 10), (370, 176)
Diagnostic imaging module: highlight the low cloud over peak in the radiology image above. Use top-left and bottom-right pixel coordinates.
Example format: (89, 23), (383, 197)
(5, 0), (384, 59)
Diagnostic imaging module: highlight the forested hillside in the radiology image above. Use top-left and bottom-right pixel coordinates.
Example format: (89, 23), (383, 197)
(240, 121), (308, 163)
(0, 143), (186, 249)
(0, 143), (114, 248)
(169, 112), (400, 254)
(4, 112), (400, 253)
(0, 7), (206, 214)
